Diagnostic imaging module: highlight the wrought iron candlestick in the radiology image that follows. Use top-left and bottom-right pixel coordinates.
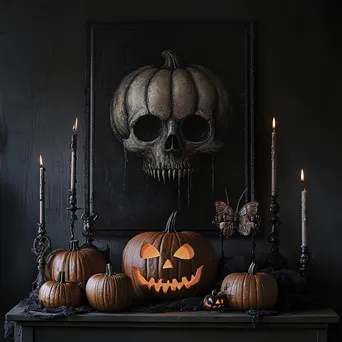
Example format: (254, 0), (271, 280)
(32, 162), (51, 289)
(299, 246), (310, 283)
(32, 222), (51, 290)
(268, 195), (286, 269)
(82, 212), (97, 249)
(66, 122), (81, 241)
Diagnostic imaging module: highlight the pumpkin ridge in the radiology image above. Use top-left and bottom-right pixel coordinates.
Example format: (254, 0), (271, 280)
(184, 68), (199, 117)
(145, 68), (167, 118)
(159, 231), (169, 282)
(174, 231), (182, 282)
(241, 274), (247, 310)
(81, 249), (92, 280)
(190, 65), (219, 114)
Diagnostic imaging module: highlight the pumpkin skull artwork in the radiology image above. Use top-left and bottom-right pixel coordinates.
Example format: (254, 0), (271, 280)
(122, 211), (218, 299)
(110, 50), (230, 182)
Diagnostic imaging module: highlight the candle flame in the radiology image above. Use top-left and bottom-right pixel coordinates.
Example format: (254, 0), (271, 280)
(40, 155), (43, 166)
(301, 169), (304, 182)
(272, 117), (276, 130)
(73, 117), (78, 132)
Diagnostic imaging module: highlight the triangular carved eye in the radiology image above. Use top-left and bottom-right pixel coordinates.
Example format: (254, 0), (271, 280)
(141, 243), (160, 259)
(173, 243), (195, 259)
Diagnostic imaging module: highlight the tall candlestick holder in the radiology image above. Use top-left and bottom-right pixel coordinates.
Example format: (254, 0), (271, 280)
(81, 212), (97, 249)
(267, 194), (287, 270)
(32, 223), (51, 290)
(66, 188), (80, 241)
(299, 245), (310, 283)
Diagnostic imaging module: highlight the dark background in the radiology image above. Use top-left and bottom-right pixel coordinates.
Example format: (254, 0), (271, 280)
(0, 0), (341, 341)
(91, 22), (252, 234)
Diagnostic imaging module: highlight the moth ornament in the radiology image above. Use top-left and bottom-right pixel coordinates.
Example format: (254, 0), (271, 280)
(213, 189), (260, 238)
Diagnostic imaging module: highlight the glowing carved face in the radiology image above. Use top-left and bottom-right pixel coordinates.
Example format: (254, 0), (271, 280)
(134, 243), (203, 294)
(203, 290), (227, 311)
(122, 211), (218, 300)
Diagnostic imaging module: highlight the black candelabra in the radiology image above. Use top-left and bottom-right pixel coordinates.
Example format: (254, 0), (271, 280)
(82, 212), (98, 249)
(32, 161), (51, 290)
(299, 245), (310, 283)
(268, 194), (286, 270)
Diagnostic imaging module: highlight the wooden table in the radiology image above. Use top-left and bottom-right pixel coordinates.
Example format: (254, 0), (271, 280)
(6, 305), (339, 342)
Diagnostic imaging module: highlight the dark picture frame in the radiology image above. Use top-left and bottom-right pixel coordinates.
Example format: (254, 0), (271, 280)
(85, 21), (255, 236)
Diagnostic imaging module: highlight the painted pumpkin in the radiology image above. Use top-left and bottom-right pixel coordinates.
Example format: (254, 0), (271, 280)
(203, 290), (227, 311)
(86, 264), (133, 312)
(110, 50), (230, 180)
(122, 211), (218, 300)
(45, 240), (106, 283)
(220, 262), (278, 310)
(39, 271), (82, 308)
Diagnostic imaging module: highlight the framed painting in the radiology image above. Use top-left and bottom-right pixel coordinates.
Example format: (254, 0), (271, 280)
(85, 21), (255, 236)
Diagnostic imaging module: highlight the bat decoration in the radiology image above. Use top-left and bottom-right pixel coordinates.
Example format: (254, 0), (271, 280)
(213, 188), (260, 238)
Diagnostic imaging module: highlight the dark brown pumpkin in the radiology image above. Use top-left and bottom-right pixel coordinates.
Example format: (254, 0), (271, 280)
(122, 211), (218, 300)
(45, 240), (106, 283)
(86, 264), (133, 312)
(220, 262), (278, 311)
(39, 271), (82, 308)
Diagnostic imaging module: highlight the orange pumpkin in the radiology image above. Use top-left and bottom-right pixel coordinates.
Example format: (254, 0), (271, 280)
(122, 211), (218, 300)
(86, 264), (133, 312)
(220, 262), (278, 310)
(45, 240), (106, 283)
(39, 271), (82, 308)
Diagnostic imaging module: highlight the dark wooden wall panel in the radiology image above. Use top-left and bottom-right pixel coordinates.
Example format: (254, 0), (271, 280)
(0, 0), (341, 341)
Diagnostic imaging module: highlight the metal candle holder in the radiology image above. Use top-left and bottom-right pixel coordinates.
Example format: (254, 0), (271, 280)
(268, 194), (286, 269)
(299, 245), (310, 283)
(66, 126), (81, 241)
(81, 212), (98, 249)
(32, 163), (51, 290)
(66, 188), (80, 241)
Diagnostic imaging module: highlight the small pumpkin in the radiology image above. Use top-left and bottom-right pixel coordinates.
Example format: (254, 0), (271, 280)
(203, 290), (227, 311)
(220, 262), (278, 311)
(86, 264), (133, 312)
(45, 240), (106, 283)
(122, 210), (218, 300)
(39, 271), (82, 308)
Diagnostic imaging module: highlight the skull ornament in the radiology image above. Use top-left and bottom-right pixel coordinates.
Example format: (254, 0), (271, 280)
(110, 50), (230, 182)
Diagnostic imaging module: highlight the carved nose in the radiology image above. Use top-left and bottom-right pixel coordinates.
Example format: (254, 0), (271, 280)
(163, 259), (174, 269)
(164, 134), (181, 152)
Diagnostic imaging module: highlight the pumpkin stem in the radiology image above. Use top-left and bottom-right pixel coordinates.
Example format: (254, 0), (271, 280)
(105, 263), (114, 276)
(69, 239), (80, 251)
(165, 210), (177, 232)
(162, 50), (180, 70)
(57, 271), (66, 284)
(248, 262), (257, 275)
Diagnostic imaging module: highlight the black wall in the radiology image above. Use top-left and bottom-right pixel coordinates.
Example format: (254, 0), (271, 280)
(0, 0), (341, 340)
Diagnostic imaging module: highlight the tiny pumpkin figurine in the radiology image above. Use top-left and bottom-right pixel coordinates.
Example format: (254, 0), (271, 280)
(122, 210), (218, 300)
(203, 290), (227, 311)
(220, 262), (278, 311)
(45, 239), (106, 283)
(39, 271), (82, 308)
(86, 263), (133, 312)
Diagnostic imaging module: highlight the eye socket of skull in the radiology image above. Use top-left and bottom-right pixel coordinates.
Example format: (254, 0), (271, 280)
(181, 115), (210, 142)
(133, 114), (162, 142)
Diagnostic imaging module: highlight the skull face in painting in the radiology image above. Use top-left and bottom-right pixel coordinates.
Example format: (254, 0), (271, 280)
(110, 50), (230, 182)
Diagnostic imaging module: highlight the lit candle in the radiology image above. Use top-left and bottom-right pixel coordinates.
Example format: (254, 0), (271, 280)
(39, 155), (45, 225)
(271, 117), (277, 196)
(301, 169), (308, 247)
(70, 118), (78, 191)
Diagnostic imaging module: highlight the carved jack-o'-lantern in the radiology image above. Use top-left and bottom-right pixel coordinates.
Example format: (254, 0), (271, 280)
(122, 211), (218, 299)
(203, 290), (227, 311)
(110, 50), (230, 182)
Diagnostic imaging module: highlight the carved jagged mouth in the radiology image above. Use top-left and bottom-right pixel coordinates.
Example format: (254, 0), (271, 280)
(143, 168), (194, 182)
(134, 265), (203, 294)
